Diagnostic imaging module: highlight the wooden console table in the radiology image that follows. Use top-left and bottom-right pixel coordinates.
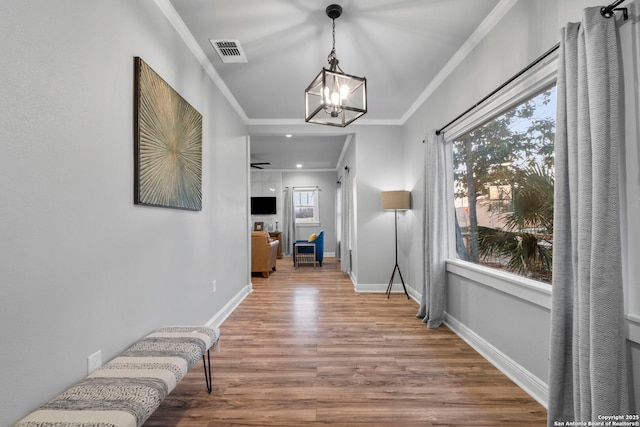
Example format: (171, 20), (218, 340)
(268, 231), (283, 259)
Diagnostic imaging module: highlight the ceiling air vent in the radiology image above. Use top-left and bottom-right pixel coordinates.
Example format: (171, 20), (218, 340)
(210, 39), (248, 63)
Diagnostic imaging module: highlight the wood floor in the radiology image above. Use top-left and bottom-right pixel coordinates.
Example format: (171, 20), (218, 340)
(145, 257), (547, 426)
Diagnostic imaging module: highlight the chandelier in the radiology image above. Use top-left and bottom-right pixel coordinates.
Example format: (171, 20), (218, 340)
(304, 4), (367, 127)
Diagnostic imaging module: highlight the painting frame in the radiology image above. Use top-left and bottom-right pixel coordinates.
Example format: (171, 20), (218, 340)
(254, 222), (264, 231)
(133, 57), (203, 211)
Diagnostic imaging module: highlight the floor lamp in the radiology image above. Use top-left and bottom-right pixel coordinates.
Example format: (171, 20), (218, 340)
(381, 190), (411, 299)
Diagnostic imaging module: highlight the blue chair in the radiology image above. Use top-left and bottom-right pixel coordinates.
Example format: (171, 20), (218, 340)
(293, 230), (324, 267)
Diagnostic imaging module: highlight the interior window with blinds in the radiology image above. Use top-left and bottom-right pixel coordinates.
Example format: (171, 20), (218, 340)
(294, 188), (320, 224)
(453, 87), (556, 283)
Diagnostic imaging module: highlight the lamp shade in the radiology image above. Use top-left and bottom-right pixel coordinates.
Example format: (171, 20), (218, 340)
(381, 191), (411, 210)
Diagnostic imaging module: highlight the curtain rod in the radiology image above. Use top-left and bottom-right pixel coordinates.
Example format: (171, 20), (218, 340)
(435, 0), (627, 137)
(435, 42), (560, 136)
(284, 186), (322, 191)
(601, 0), (629, 19)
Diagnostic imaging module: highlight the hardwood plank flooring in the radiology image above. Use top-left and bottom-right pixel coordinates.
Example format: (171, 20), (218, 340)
(145, 257), (546, 426)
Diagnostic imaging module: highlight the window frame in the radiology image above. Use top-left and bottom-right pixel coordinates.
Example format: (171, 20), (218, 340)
(445, 52), (558, 141)
(294, 187), (320, 226)
(444, 49), (559, 293)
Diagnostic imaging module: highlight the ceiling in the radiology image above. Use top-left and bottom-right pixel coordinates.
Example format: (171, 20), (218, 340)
(168, 0), (503, 170)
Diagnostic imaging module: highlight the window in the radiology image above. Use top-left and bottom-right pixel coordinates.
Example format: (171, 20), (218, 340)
(294, 188), (319, 224)
(453, 87), (556, 283)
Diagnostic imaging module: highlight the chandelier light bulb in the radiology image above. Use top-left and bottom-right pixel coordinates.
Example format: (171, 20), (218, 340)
(331, 91), (340, 106)
(340, 85), (349, 99)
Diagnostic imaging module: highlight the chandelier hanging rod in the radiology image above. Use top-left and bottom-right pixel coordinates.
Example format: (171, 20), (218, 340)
(327, 4), (342, 73)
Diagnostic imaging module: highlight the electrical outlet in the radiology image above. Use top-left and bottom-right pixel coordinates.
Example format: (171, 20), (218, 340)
(88, 350), (102, 374)
(212, 280), (217, 293)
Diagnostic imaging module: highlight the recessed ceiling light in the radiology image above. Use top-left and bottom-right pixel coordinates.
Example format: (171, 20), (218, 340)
(296, 164), (302, 168)
(285, 134), (292, 138)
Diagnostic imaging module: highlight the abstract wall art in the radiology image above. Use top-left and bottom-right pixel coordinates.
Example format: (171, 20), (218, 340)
(134, 57), (203, 211)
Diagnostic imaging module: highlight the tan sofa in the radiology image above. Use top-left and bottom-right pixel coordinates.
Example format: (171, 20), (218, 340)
(251, 231), (279, 278)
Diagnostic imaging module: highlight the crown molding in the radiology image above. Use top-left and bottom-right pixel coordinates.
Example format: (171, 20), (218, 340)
(245, 118), (404, 126)
(252, 168), (338, 173)
(156, 0), (517, 127)
(400, 0), (519, 124)
(154, 0), (249, 123)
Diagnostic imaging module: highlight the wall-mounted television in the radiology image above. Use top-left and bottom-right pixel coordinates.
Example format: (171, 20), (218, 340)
(251, 196), (277, 215)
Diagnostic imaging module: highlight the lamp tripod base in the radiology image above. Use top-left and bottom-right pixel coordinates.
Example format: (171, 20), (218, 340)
(386, 263), (409, 299)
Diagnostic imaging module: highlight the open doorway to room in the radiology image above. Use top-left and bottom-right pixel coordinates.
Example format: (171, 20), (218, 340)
(248, 132), (352, 278)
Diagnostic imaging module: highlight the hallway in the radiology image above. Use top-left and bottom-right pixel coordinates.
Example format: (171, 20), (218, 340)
(146, 257), (546, 426)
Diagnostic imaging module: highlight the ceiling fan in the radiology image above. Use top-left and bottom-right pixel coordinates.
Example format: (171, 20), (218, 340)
(250, 162), (271, 169)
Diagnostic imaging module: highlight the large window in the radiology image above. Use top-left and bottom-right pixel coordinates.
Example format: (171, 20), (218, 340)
(294, 188), (319, 224)
(453, 87), (556, 283)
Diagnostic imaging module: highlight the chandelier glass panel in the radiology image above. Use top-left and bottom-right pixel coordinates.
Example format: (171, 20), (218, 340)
(305, 4), (367, 127)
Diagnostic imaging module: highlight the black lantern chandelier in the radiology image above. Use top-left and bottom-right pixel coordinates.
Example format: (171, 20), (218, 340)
(305, 4), (367, 127)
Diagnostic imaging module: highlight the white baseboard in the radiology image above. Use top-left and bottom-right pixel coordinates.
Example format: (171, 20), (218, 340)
(354, 283), (386, 293)
(349, 271), (357, 287)
(444, 313), (548, 408)
(354, 282), (420, 302)
(205, 282), (253, 329)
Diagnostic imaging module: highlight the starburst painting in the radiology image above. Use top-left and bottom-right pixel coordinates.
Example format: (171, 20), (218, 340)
(134, 57), (203, 211)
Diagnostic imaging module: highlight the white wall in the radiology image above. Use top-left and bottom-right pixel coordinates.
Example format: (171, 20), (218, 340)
(0, 1), (248, 425)
(402, 0), (640, 409)
(352, 126), (406, 289)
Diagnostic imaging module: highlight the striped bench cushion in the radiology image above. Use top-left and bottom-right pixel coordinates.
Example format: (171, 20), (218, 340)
(13, 326), (220, 427)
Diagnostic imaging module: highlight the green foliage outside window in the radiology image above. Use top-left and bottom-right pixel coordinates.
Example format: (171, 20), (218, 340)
(453, 87), (556, 283)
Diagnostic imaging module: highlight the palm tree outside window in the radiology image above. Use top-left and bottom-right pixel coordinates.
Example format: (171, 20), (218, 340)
(453, 87), (556, 283)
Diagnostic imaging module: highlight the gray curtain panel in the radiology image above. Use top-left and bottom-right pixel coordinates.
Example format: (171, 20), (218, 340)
(417, 132), (449, 328)
(282, 188), (295, 256)
(335, 180), (341, 260)
(547, 7), (628, 425)
(340, 166), (352, 273)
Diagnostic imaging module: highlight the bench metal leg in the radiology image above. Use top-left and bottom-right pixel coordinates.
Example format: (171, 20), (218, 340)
(202, 349), (212, 394)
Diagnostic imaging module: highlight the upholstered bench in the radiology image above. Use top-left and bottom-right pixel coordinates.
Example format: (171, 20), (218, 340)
(13, 325), (220, 427)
